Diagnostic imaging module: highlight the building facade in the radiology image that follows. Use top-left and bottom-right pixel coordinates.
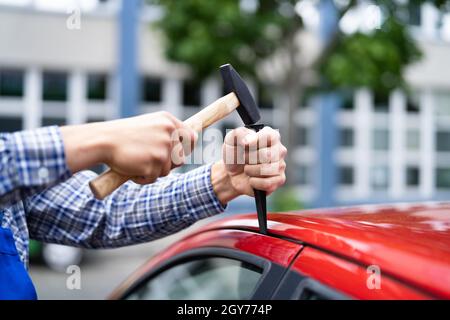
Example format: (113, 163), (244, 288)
(0, 1), (450, 207)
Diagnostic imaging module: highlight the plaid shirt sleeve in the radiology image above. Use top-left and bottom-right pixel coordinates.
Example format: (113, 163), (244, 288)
(25, 165), (226, 248)
(0, 126), (71, 197)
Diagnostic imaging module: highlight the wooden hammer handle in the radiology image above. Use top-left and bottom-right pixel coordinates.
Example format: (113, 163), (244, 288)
(89, 92), (240, 200)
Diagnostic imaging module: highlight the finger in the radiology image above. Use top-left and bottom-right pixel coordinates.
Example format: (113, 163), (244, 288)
(172, 127), (195, 157)
(244, 127), (280, 149)
(131, 162), (162, 185)
(177, 124), (198, 152)
(162, 111), (184, 129)
(170, 140), (185, 168)
(247, 144), (287, 164)
(224, 127), (255, 147)
(159, 153), (173, 177)
(222, 143), (246, 166)
(249, 174), (286, 195)
(244, 161), (285, 178)
(132, 176), (158, 185)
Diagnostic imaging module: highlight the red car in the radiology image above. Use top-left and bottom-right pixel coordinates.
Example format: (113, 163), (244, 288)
(109, 202), (450, 300)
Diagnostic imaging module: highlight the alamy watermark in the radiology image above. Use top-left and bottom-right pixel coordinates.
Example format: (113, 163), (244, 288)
(170, 127), (282, 177)
(66, 6), (81, 30)
(66, 265), (81, 290)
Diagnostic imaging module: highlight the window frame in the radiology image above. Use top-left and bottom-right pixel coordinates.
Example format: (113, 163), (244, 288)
(118, 247), (287, 300)
(271, 269), (349, 300)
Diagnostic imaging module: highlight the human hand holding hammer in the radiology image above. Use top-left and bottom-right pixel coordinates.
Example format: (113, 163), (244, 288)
(61, 111), (195, 181)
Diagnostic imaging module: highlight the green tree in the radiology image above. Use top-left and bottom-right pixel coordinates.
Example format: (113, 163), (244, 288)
(150, 0), (449, 183)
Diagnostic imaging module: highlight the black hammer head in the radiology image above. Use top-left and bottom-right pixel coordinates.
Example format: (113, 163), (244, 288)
(220, 64), (261, 125)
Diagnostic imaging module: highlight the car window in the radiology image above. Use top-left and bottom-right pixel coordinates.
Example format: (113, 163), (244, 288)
(126, 257), (263, 300)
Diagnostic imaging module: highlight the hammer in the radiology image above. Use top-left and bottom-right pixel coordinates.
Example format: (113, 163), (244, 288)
(89, 64), (268, 234)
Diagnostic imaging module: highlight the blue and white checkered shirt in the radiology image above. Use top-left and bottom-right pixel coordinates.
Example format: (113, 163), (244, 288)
(0, 126), (225, 268)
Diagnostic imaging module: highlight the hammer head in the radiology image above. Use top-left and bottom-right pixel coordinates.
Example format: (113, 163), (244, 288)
(220, 64), (261, 125)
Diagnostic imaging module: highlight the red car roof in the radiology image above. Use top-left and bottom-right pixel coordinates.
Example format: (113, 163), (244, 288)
(201, 202), (450, 298)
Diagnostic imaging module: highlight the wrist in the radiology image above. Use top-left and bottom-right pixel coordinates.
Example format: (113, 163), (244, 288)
(211, 161), (240, 206)
(60, 122), (111, 173)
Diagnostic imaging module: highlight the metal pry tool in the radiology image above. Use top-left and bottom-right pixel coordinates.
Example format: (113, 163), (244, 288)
(220, 64), (267, 234)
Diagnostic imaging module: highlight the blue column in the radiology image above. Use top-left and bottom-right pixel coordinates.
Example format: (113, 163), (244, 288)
(118, 0), (140, 118)
(314, 0), (340, 207)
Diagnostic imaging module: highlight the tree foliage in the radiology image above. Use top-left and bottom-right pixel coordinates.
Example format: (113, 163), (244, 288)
(322, 18), (422, 94)
(151, 0), (297, 79)
(152, 0), (449, 94)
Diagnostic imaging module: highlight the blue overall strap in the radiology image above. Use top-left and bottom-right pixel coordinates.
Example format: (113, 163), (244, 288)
(0, 226), (37, 300)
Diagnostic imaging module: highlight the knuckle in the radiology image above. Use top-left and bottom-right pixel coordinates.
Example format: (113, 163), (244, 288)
(162, 135), (172, 147)
(142, 166), (153, 177)
(159, 110), (171, 119)
(279, 174), (286, 185)
(162, 119), (176, 131)
(154, 151), (168, 163)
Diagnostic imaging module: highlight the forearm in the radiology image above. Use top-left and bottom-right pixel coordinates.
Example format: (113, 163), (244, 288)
(26, 165), (226, 248)
(0, 126), (71, 197)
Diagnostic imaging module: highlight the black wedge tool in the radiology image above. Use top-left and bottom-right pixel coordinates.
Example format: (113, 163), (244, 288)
(220, 64), (267, 234)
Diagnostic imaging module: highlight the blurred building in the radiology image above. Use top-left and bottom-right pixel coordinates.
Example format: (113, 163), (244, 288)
(0, 1), (449, 207)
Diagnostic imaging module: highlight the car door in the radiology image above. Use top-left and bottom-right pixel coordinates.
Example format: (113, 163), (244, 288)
(272, 246), (430, 299)
(111, 229), (302, 300)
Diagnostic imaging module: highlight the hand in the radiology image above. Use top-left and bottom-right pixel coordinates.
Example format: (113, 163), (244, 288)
(61, 111), (197, 184)
(212, 126), (287, 205)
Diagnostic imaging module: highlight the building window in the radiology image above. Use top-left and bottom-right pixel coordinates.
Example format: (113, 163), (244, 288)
(42, 117), (66, 127)
(0, 117), (22, 132)
(436, 131), (450, 152)
(297, 127), (310, 146)
(408, 2), (421, 26)
(299, 91), (313, 109)
(0, 69), (24, 97)
(297, 165), (311, 185)
(436, 168), (450, 189)
(374, 92), (389, 113)
(406, 129), (420, 150)
(406, 94), (420, 113)
(257, 84), (273, 109)
(340, 92), (354, 110)
(406, 167), (420, 187)
(338, 166), (354, 185)
(339, 128), (354, 148)
(373, 129), (390, 150)
(435, 92), (450, 116)
(183, 80), (201, 107)
(87, 73), (107, 101)
(42, 71), (67, 102)
(372, 166), (389, 190)
(142, 76), (162, 103)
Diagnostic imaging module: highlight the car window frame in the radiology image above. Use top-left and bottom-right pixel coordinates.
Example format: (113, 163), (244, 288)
(118, 247), (288, 300)
(271, 269), (349, 300)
